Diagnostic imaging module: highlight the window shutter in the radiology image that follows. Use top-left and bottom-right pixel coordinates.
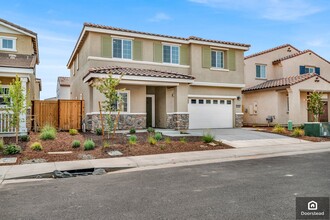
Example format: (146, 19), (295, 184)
(153, 42), (162, 63)
(256, 65), (260, 78)
(101, 36), (112, 58)
(180, 45), (189, 65)
(227, 49), (236, 71)
(315, 67), (320, 75)
(202, 46), (211, 68)
(299, 66), (305, 75)
(133, 40), (142, 61)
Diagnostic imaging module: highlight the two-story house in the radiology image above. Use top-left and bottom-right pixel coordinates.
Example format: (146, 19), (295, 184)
(0, 18), (40, 135)
(57, 76), (70, 99)
(67, 23), (250, 131)
(243, 44), (330, 126)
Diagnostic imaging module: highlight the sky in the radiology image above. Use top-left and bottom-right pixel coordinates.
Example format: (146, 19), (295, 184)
(2, 0), (330, 99)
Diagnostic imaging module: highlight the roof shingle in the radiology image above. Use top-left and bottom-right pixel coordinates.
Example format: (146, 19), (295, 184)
(245, 44), (300, 60)
(272, 50), (330, 64)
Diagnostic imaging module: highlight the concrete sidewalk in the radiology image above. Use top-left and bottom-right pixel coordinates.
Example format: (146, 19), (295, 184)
(1, 141), (329, 182)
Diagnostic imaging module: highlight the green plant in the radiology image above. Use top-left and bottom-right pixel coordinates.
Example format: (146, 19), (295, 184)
(103, 141), (110, 149)
(154, 132), (163, 141)
(3, 144), (21, 155)
(299, 124), (304, 130)
(40, 124), (57, 140)
(129, 128), (136, 134)
(272, 124), (285, 134)
(0, 138), (4, 151)
(202, 133), (215, 143)
(96, 128), (102, 136)
(41, 124), (57, 133)
(69, 129), (78, 135)
(19, 135), (30, 142)
(72, 140), (81, 148)
(147, 127), (155, 133)
(30, 142), (43, 151)
(180, 137), (187, 143)
(307, 91), (324, 122)
(165, 137), (171, 144)
(160, 145), (166, 150)
(148, 136), (157, 145)
(128, 135), (137, 145)
(84, 139), (95, 150)
(292, 128), (304, 137)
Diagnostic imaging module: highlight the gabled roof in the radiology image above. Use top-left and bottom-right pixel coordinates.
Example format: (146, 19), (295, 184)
(272, 50), (330, 64)
(0, 53), (37, 68)
(83, 66), (195, 82)
(242, 73), (329, 92)
(245, 44), (300, 60)
(57, 76), (70, 86)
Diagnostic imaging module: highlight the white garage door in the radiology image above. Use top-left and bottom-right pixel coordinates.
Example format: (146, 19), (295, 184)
(188, 98), (233, 129)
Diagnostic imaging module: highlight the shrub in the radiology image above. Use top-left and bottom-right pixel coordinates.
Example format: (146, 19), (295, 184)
(272, 124), (285, 134)
(129, 128), (136, 134)
(84, 139), (95, 150)
(180, 137), (187, 143)
(0, 138), (4, 151)
(154, 132), (163, 141)
(30, 142), (43, 151)
(292, 128), (304, 137)
(40, 124), (56, 140)
(3, 144), (21, 155)
(160, 145), (166, 150)
(41, 124), (57, 133)
(103, 141), (110, 149)
(202, 133), (215, 143)
(19, 135), (30, 142)
(147, 127), (155, 133)
(128, 135), (137, 145)
(165, 137), (171, 144)
(148, 136), (157, 145)
(72, 140), (81, 148)
(96, 128), (102, 136)
(69, 129), (78, 135)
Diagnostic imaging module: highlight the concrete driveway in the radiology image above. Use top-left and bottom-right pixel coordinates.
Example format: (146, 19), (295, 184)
(187, 128), (309, 148)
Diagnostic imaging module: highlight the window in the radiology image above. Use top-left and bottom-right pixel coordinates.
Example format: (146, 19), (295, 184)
(305, 66), (315, 74)
(163, 45), (179, 64)
(211, 50), (224, 68)
(220, 100), (225, 104)
(76, 53), (79, 71)
(191, 99), (197, 104)
(213, 100), (218, 104)
(111, 91), (130, 112)
(198, 99), (204, 104)
(0, 87), (10, 106)
(0, 37), (16, 51)
(287, 95), (289, 113)
(256, 64), (266, 79)
(206, 100), (211, 104)
(113, 39), (132, 59)
(227, 100), (232, 105)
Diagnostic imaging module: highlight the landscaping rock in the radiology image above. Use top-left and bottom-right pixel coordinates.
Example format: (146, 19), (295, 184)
(0, 157), (17, 164)
(208, 142), (217, 147)
(92, 168), (106, 175)
(21, 158), (47, 164)
(200, 145), (208, 148)
(108, 150), (123, 156)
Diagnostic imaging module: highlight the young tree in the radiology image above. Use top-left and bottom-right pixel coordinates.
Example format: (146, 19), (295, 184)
(4, 75), (30, 144)
(307, 91), (324, 122)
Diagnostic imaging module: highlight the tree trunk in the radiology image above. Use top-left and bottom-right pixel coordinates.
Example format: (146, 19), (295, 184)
(15, 122), (19, 145)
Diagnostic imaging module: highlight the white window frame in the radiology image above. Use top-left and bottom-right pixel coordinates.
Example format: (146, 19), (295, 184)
(305, 66), (315, 74)
(112, 38), (132, 60)
(0, 36), (17, 51)
(211, 50), (224, 69)
(116, 90), (130, 113)
(162, 44), (180, 64)
(0, 86), (10, 107)
(256, 64), (267, 79)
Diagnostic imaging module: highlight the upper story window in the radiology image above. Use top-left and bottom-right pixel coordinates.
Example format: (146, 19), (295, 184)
(300, 66), (320, 75)
(211, 50), (224, 68)
(0, 36), (16, 51)
(305, 66), (315, 74)
(113, 38), (132, 59)
(163, 45), (179, 64)
(256, 64), (266, 79)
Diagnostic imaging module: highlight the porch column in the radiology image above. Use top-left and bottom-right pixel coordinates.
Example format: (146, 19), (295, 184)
(287, 88), (301, 125)
(169, 83), (189, 130)
(19, 77), (28, 133)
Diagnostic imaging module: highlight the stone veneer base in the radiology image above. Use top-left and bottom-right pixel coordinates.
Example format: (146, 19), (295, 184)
(166, 113), (189, 130)
(235, 113), (243, 128)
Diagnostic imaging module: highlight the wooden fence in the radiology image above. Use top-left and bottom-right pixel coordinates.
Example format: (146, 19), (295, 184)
(32, 100), (84, 131)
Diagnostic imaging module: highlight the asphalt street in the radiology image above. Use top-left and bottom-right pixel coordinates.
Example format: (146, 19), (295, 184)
(1, 152), (329, 220)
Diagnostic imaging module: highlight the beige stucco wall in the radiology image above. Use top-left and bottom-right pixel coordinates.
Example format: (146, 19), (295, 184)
(0, 32), (34, 55)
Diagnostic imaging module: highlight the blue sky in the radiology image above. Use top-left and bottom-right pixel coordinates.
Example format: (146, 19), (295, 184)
(2, 0), (330, 99)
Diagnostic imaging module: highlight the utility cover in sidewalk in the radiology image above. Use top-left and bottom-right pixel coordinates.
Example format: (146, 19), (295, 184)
(0, 157), (17, 164)
(108, 151), (123, 156)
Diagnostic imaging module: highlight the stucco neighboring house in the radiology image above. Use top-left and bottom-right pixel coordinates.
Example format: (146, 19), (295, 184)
(0, 18), (40, 135)
(57, 76), (70, 99)
(67, 23), (250, 131)
(243, 44), (330, 126)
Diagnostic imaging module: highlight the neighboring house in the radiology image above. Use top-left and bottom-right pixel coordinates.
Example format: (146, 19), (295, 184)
(67, 23), (250, 131)
(0, 18), (40, 135)
(57, 76), (70, 99)
(243, 44), (330, 126)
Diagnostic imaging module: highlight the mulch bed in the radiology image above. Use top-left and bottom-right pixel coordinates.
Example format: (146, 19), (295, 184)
(251, 126), (330, 142)
(0, 131), (232, 166)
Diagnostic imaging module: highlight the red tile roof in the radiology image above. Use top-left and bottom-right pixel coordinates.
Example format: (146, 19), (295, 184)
(57, 77), (70, 86)
(84, 66), (195, 82)
(272, 50), (330, 64)
(0, 53), (36, 68)
(242, 73), (329, 92)
(245, 44), (300, 60)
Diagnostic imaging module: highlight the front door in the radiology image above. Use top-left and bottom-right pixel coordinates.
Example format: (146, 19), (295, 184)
(146, 95), (155, 127)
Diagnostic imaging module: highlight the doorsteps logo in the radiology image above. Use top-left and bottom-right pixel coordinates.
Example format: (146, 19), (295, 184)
(296, 197), (329, 220)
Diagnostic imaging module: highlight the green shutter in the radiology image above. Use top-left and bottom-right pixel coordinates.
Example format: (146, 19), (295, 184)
(153, 42), (162, 63)
(133, 40), (142, 61)
(180, 45), (190, 65)
(227, 49), (236, 71)
(101, 36), (112, 58)
(202, 46), (211, 68)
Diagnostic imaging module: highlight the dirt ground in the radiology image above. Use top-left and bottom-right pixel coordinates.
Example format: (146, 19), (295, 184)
(1, 131), (232, 165)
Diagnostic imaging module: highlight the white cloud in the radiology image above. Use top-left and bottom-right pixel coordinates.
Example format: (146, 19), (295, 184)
(188, 0), (324, 21)
(149, 12), (171, 22)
